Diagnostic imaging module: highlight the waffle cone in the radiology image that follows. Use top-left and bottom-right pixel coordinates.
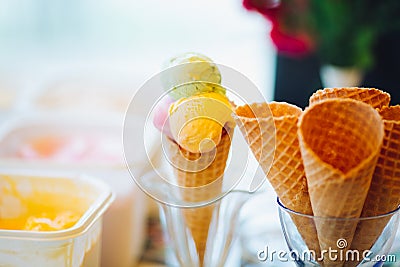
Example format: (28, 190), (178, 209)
(234, 102), (321, 257)
(309, 87), (390, 109)
(298, 98), (384, 267)
(165, 127), (233, 265)
(345, 105), (400, 267)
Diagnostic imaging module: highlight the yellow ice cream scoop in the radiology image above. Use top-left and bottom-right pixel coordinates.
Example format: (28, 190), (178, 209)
(168, 91), (235, 153)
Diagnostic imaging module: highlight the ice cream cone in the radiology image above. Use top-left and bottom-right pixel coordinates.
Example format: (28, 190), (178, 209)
(309, 87), (390, 109)
(234, 102), (321, 258)
(165, 127), (233, 265)
(345, 105), (400, 267)
(298, 98), (384, 267)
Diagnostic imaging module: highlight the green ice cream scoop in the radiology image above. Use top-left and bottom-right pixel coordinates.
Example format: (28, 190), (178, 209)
(161, 52), (224, 100)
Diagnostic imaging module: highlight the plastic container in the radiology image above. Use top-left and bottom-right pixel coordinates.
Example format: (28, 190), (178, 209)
(0, 172), (114, 267)
(0, 117), (150, 267)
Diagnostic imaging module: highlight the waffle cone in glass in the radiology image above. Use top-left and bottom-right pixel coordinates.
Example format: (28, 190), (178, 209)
(344, 105), (400, 267)
(165, 127), (233, 265)
(235, 102), (321, 257)
(298, 98), (384, 267)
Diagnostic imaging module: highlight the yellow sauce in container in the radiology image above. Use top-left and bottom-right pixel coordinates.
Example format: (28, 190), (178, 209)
(0, 173), (114, 267)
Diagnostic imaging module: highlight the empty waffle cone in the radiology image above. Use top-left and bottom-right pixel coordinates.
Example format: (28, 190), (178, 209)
(345, 105), (400, 267)
(165, 127), (233, 265)
(234, 102), (321, 258)
(309, 87), (390, 109)
(298, 98), (384, 267)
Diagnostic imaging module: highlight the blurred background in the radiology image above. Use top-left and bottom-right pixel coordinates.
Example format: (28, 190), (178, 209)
(0, 0), (274, 108)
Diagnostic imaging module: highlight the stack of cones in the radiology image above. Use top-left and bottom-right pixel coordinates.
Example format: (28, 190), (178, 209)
(298, 98), (384, 267)
(234, 87), (396, 267)
(234, 102), (320, 257)
(309, 87), (399, 266)
(165, 127), (233, 265)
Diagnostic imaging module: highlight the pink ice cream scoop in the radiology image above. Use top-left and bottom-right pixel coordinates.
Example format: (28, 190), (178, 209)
(153, 95), (174, 139)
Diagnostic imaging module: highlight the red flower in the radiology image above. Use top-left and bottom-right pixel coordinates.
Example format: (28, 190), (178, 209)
(243, 0), (315, 56)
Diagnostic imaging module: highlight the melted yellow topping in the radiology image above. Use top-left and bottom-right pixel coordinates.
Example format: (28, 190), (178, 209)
(23, 211), (81, 231)
(0, 176), (85, 231)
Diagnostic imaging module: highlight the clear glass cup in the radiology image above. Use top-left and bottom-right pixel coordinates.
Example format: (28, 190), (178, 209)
(277, 198), (400, 267)
(158, 190), (253, 267)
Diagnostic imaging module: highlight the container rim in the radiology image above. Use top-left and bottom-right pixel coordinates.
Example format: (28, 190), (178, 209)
(277, 197), (400, 221)
(0, 173), (115, 241)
